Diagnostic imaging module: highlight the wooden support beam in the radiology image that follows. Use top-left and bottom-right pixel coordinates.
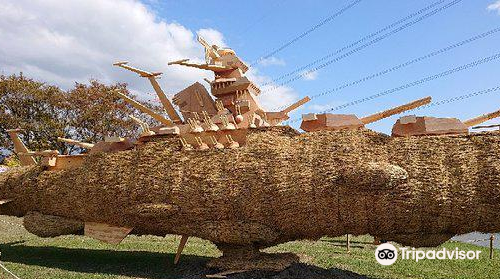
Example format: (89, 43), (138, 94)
(360, 96), (432, 125)
(346, 234), (350, 253)
(464, 108), (500, 128)
(112, 90), (173, 126)
(490, 234), (495, 259)
(174, 235), (189, 265)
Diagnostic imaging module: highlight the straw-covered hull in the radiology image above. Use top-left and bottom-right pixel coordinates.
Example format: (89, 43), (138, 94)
(1, 126), (500, 269)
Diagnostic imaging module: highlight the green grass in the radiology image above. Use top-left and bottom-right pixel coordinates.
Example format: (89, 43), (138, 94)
(0, 216), (499, 278)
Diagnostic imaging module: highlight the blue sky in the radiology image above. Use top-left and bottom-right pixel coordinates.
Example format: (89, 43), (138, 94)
(144, 0), (500, 132)
(1, 0), (500, 134)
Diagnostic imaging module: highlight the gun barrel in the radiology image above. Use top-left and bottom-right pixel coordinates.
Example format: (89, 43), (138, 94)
(463, 109), (500, 127)
(112, 90), (173, 126)
(57, 138), (95, 149)
(114, 62), (155, 77)
(360, 96), (432, 125)
(114, 62), (182, 123)
(281, 97), (311, 114)
(147, 77), (183, 124)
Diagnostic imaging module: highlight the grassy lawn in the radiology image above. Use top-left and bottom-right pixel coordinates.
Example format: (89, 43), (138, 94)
(0, 215), (498, 279)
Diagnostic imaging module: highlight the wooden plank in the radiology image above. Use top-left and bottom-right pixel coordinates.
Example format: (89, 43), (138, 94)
(48, 155), (86, 171)
(84, 222), (133, 245)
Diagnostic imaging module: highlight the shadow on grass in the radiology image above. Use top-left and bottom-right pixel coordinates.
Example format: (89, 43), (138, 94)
(0, 242), (374, 279)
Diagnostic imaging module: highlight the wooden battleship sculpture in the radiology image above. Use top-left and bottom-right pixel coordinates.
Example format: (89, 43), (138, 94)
(2, 37), (500, 272)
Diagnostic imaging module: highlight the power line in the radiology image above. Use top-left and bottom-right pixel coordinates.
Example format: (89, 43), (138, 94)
(284, 52), (500, 124)
(326, 53), (500, 112)
(351, 86), (500, 122)
(273, 26), (500, 111)
(265, 0), (448, 85)
(371, 85), (500, 119)
(285, 86), (500, 126)
(264, 0), (463, 92)
(416, 86), (500, 110)
(238, 2), (284, 36)
(250, 0), (363, 67)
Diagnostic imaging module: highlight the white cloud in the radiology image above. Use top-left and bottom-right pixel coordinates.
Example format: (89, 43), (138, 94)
(197, 28), (226, 47)
(0, 0), (221, 99)
(246, 68), (298, 111)
(258, 57), (286, 67)
(301, 70), (319, 81)
(0, 0), (298, 115)
(306, 101), (343, 113)
(488, 1), (500, 13)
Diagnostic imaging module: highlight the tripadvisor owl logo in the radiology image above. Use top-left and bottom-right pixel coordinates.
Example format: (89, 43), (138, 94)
(375, 243), (398, 265)
(375, 243), (483, 265)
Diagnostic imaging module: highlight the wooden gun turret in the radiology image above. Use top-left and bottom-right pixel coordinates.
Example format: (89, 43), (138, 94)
(6, 129), (86, 170)
(265, 97), (311, 126)
(197, 35), (221, 63)
(301, 96), (431, 132)
(392, 108), (500, 137)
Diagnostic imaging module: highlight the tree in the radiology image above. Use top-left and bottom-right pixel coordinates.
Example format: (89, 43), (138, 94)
(0, 74), (165, 155)
(0, 74), (68, 152)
